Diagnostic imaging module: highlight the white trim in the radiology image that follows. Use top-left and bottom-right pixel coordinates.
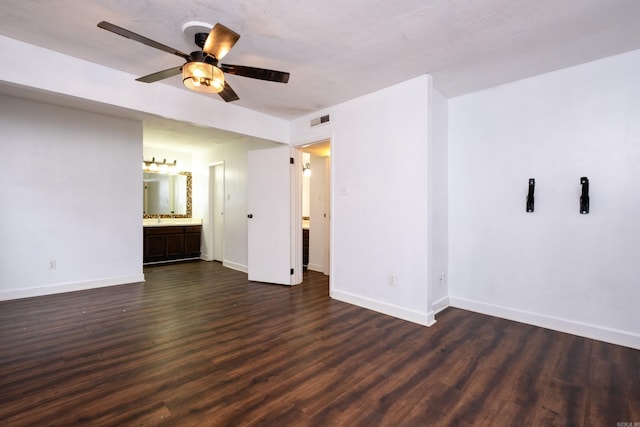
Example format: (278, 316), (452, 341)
(223, 260), (248, 273)
(209, 161), (225, 264)
(307, 263), (324, 273)
(432, 296), (450, 315)
(449, 295), (640, 350)
(0, 274), (145, 301)
(331, 289), (436, 326)
(291, 147), (302, 285)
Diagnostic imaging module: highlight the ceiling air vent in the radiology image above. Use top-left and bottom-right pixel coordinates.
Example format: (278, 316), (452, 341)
(310, 114), (330, 127)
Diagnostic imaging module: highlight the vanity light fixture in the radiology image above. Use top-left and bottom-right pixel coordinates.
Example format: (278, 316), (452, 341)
(143, 157), (179, 174)
(302, 162), (312, 177)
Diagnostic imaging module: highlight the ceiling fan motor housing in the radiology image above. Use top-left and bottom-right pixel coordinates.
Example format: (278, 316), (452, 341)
(194, 32), (209, 50)
(190, 50), (218, 65)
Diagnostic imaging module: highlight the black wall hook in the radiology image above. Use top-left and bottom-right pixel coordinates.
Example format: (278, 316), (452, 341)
(580, 177), (589, 214)
(526, 178), (535, 212)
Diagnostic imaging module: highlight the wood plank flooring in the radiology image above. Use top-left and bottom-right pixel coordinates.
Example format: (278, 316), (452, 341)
(1, 261), (639, 426)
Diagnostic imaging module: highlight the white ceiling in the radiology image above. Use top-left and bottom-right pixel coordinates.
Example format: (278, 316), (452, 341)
(1, 0), (640, 146)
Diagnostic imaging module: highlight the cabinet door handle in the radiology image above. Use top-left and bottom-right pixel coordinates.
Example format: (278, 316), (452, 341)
(247, 214), (253, 219)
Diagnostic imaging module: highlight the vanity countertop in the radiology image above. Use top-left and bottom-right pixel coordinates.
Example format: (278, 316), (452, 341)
(143, 218), (202, 227)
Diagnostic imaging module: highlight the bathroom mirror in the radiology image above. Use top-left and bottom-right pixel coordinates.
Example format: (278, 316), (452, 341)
(143, 171), (192, 218)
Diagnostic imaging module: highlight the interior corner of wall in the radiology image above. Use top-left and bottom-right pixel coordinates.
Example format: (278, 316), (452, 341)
(432, 295), (450, 316)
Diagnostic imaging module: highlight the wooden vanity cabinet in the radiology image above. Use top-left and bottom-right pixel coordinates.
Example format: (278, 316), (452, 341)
(144, 225), (201, 263)
(184, 226), (202, 258)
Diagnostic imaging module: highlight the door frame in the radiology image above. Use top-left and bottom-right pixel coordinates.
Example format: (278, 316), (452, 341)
(291, 148), (303, 284)
(293, 137), (332, 283)
(209, 161), (225, 262)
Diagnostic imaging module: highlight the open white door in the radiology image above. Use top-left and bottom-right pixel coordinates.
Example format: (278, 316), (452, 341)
(308, 153), (328, 274)
(247, 145), (293, 285)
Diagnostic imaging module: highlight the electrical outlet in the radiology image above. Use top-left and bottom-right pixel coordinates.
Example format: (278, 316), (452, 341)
(388, 274), (397, 286)
(49, 259), (57, 270)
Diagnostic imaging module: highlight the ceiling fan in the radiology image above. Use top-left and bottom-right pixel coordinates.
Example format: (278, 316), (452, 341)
(97, 21), (290, 102)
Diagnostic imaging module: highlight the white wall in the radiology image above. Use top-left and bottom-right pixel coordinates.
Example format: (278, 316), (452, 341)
(0, 95), (143, 299)
(448, 49), (640, 349)
(291, 75), (435, 325)
(428, 87), (449, 315)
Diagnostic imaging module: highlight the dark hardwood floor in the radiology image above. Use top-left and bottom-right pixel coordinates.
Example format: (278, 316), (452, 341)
(1, 261), (638, 426)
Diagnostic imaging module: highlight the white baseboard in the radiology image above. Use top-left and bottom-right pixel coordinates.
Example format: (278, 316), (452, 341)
(432, 296), (450, 315)
(449, 295), (640, 350)
(201, 254), (225, 263)
(331, 289), (435, 326)
(0, 274), (145, 301)
(223, 260), (248, 274)
(307, 263), (324, 273)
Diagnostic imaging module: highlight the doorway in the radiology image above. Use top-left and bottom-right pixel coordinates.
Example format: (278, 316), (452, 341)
(209, 162), (224, 262)
(299, 139), (331, 277)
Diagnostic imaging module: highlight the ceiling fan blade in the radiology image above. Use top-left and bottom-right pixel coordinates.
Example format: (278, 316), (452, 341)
(202, 23), (240, 60)
(136, 66), (183, 83)
(218, 82), (240, 102)
(220, 64), (290, 83)
(98, 21), (191, 61)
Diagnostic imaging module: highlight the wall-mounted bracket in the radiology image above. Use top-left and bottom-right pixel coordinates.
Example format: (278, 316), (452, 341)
(580, 177), (589, 214)
(526, 178), (535, 212)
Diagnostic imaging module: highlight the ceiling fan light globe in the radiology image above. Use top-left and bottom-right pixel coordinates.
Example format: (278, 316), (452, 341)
(182, 62), (224, 93)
